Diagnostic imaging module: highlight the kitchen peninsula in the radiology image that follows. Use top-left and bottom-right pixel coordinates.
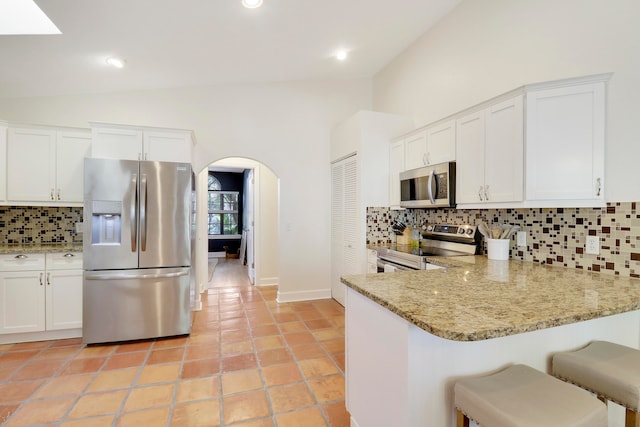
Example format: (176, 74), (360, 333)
(342, 257), (640, 427)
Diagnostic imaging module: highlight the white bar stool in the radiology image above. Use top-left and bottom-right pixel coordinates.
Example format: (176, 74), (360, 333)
(454, 364), (607, 426)
(553, 340), (640, 427)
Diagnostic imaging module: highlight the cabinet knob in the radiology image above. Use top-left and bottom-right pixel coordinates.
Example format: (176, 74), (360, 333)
(14, 254), (28, 260)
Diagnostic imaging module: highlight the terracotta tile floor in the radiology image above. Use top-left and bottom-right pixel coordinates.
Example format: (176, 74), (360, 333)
(0, 259), (349, 426)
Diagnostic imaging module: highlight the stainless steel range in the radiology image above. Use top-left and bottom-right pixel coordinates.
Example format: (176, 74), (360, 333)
(376, 224), (481, 272)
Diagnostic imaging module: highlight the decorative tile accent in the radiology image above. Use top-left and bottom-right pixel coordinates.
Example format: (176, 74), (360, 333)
(0, 207), (82, 244)
(366, 202), (640, 278)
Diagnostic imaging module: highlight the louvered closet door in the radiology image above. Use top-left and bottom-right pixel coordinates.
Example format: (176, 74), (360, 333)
(331, 154), (359, 306)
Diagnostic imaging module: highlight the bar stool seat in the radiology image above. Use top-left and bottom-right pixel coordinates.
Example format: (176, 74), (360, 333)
(454, 364), (607, 427)
(553, 340), (640, 426)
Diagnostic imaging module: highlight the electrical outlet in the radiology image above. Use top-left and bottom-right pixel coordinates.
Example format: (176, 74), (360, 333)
(75, 222), (83, 233)
(585, 235), (600, 255)
(516, 231), (527, 247)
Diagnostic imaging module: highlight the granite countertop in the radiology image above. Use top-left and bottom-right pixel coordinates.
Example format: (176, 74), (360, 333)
(341, 256), (640, 342)
(0, 243), (83, 254)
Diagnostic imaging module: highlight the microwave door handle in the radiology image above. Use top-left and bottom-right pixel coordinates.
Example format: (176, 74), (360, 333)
(130, 174), (138, 252)
(427, 170), (436, 204)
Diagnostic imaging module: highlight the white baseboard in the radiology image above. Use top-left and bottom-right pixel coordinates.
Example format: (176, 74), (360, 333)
(276, 288), (332, 303)
(255, 276), (279, 287)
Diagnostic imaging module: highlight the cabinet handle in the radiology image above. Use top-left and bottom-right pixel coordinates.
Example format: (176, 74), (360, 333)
(47, 272), (51, 286)
(39, 273), (43, 286)
(423, 153), (427, 165)
(484, 185), (490, 201)
(14, 254), (28, 260)
(50, 188), (55, 200)
(478, 186), (484, 201)
(57, 189), (61, 200)
(63, 253), (75, 258)
(596, 178), (602, 197)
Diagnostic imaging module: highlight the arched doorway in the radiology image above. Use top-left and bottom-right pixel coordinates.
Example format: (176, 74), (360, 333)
(192, 157), (280, 308)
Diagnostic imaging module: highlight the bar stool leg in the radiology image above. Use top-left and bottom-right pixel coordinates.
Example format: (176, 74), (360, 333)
(626, 409), (640, 427)
(456, 409), (470, 427)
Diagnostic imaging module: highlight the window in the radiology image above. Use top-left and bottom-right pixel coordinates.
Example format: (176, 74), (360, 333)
(208, 175), (239, 236)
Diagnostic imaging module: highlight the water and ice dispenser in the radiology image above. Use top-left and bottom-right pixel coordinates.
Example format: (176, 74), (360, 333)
(91, 201), (123, 245)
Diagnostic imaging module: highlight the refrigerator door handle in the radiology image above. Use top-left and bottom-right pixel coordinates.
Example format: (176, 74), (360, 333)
(140, 174), (147, 252)
(131, 174), (138, 252)
(85, 270), (189, 280)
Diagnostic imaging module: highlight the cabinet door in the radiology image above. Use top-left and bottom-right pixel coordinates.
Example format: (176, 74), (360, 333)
(7, 128), (56, 201)
(46, 269), (82, 330)
(331, 155), (359, 306)
(91, 127), (143, 160)
(0, 271), (45, 334)
(0, 125), (6, 202)
(426, 120), (456, 164)
(389, 140), (405, 208)
(484, 96), (524, 203)
(456, 111), (486, 204)
(143, 130), (192, 163)
(404, 131), (428, 171)
(526, 83), (605, 201)
(57, 131), (91, 202)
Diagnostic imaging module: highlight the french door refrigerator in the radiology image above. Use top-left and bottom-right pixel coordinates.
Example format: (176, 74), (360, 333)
(83, 158), (192, 344)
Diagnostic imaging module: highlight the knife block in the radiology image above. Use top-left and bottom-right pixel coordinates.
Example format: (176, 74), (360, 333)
(396, 228), (412, 245)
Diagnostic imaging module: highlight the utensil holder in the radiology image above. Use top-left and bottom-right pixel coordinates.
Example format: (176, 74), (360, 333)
(487, 238), (510, 260)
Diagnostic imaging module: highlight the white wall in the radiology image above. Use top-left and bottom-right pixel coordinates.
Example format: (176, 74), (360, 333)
(0, 78), (372, 300)
(373, 0), (640, 201)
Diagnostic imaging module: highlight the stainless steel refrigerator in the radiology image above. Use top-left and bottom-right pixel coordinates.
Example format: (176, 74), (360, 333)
(83, 158), (192, 344)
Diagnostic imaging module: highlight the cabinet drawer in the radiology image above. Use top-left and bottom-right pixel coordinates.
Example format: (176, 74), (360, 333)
(0, 253), (46, 271)
(46, 252), (83, 270)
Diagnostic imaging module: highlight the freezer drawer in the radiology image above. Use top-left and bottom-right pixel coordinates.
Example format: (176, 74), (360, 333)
(83, 267), (190, 344)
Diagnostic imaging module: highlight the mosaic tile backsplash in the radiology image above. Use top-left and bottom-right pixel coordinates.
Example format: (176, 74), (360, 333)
(0, 207), (83, 244)
(367, 202), (640, 278)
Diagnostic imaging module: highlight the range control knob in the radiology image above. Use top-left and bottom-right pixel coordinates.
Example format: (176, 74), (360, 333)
(458, 228), (465, 234)
(426, 225), (434, 232)
(467, 229), (474, 235)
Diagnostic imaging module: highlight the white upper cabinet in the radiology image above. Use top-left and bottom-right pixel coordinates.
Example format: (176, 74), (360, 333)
(6, 127), (90, 204)
(525, 76), (607, 206)
(56, 131), (92, 202)
(0, 123), (7, 202)
(91, 126), (143, 161)
(456, 95), (524, 205)
(91, 123), (193, 163)
(403, 130), (428, 171)
(389, 139), (405, 209)
(403, 120), (456, 171)
(426, 120), (456, 165)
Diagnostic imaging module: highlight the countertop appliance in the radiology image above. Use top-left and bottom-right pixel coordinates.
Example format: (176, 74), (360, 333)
(376, 223), (480, 272)
(82, 158), (192, 344)
(400, 162), (455, 208)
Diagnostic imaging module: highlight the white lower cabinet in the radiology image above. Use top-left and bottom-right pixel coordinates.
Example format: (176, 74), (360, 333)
(0, 252), (82, 341)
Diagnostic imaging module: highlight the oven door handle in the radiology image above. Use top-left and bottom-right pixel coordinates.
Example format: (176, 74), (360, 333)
(427, 170), (436, 204)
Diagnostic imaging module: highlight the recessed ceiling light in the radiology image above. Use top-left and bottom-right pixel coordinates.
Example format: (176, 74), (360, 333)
(106, 57), (126, 68)
(242, 0), (263, 9)
(336, 50), (348, 61)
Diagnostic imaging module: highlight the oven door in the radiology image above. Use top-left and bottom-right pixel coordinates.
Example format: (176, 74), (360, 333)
(376, 259), (418, 273)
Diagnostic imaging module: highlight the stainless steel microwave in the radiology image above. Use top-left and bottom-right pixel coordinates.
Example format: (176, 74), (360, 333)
(399, 162), (456, 208)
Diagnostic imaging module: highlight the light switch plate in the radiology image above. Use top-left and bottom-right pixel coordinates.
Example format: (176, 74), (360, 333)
(586, 235), (600, 255)
(516, 231), (527, 247)
(75, 222), (83, 233)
